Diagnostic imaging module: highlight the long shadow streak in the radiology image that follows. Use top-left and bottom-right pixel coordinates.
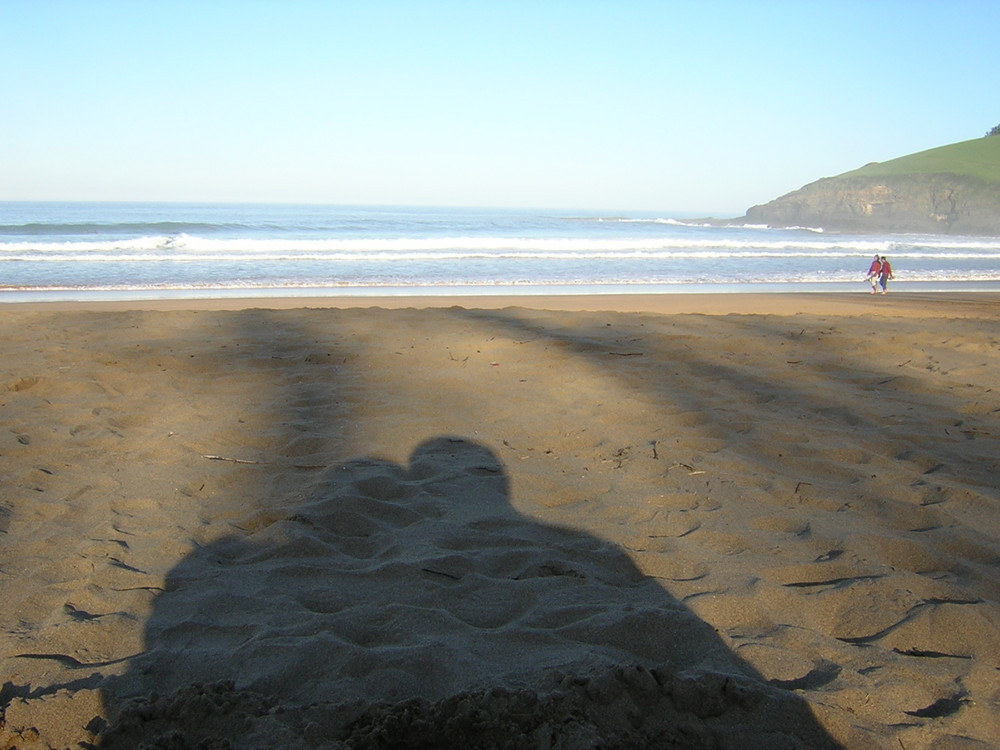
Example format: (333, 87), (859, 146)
(98, 309), (840, 748)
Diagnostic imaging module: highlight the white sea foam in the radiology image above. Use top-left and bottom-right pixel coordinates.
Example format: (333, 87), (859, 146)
(8, 269), (1000, 293)
(3, 203), (999, 298)
(9, 233), (1000, 257)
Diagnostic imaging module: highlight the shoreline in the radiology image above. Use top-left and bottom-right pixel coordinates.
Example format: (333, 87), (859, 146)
(3, 290), (1000, 317)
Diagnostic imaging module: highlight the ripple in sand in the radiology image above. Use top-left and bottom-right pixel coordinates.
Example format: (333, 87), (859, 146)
(735, 642), (819, 684)
(749, 515), (811, 535)
(644, 510), (702, 538)
(441, 582), (535, 629)
(630, 552), (709, 582)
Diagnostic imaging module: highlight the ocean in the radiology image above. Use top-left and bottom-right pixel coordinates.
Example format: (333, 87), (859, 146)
(2, 202), (1000, 302)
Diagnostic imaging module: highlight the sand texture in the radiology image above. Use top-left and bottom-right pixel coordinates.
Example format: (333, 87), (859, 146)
(1, 294), (998, 749)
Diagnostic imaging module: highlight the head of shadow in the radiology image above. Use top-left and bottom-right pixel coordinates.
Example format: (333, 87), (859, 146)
(101, 436), (840, 749)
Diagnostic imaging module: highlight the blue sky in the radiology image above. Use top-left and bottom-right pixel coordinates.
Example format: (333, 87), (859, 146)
(3, 0), (998, 214)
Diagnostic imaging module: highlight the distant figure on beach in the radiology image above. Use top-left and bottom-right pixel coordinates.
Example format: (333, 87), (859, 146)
(866, 254), (882, 293)
(878, 255), (894, 294)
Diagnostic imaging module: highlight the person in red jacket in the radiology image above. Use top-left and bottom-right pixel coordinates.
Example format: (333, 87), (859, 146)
(878, 256), (894, 294)
(866, 254), (882, 293)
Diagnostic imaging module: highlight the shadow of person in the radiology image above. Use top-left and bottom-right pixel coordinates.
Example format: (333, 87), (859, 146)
(102, 436), (839, 748)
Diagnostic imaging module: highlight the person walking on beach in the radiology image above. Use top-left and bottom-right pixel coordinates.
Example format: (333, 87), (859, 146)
(866, 254), (882, 293)
(878, 256), (894, 294)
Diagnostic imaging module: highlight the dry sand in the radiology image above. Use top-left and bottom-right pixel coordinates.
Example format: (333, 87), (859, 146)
(1, 293), (998, 749)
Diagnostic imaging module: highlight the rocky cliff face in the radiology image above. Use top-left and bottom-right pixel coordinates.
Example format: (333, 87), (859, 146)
(743, 173), (1000, 235)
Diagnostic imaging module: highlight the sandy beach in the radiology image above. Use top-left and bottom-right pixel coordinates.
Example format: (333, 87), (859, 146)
(1, 292), (998, 749)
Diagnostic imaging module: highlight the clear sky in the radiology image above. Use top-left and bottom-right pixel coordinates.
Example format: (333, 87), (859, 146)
(3, 0), (998, 214)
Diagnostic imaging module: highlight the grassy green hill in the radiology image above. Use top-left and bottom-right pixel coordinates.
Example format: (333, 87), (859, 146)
(844, 136), (1000, 183)
(743, 135), (1000, 234)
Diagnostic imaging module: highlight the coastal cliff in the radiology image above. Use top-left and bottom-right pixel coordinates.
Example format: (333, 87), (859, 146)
(742, 136), (1000, 235)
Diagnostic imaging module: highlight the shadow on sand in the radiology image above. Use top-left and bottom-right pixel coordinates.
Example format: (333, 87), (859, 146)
(101, 433), (839, 748)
